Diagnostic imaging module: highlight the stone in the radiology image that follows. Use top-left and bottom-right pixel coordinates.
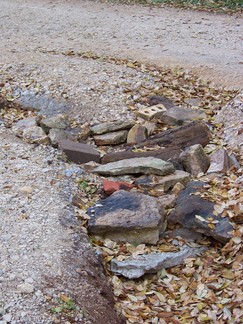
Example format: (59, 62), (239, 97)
(207, 149), (231, 174)
(17, 283), (35, 294)
(102, 121), (212, 164)
(22, 126), (50, 145)
(159, 106), (207, 126)
(184, 98), (201, 107)
(94, 130), (128, 145)
(87, 190), (166, 244)
(91, 121), (134, 135)
(59, 140), (100, 164)
(143, 121), (157, 136)
(19, 186), (33, 194)
(103, 179), (134, 196)
(93, 157), (175, 176)
(146, 95), (175, 108)
(136, 104), (167, 121)
(49, 128), (68, 147)
(127, 124), (148, 144)
(40, 114), (69, 133)
(12, 117), (37, 137)
(156, 194), (176, 209)
(166, 228), (204, 242)
(2, 314), (11, 322)
(171, 182), (185, 195)
(110, 245), (206, 279)
(135, 170), (190, 193)
(180, 144), (210, 176)
(168, 181), (234, 243)
(78, 122), (91, 140)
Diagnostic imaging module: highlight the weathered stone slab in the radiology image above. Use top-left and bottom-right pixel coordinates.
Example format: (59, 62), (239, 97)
(59, 140), (100, 164)
(180, 144), (210, 176)
(22, 126), (50, 145)
(40, 114), (69, 133)
(136, 104), (167, 121)
(93, 157), (175, 176)
(87, 190), (166, 244)
(49, 128), (68, 147)
(110, 245), (206, 278)
(207, 149), (231, 174)
(94, 130), (128, 146)
(168, 181), (234, 243)
(160, 106), (207, 126)
(102, 121), (211, 164)
(91, 121), (134, 135)
(127, 124), (148, 144)
(135, 170), (190, 192)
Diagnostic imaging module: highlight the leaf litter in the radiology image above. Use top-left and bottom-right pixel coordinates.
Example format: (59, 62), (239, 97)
(1, 54), (242, 323)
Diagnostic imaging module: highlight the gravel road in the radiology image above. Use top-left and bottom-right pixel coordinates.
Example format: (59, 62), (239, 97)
(0, 0), (242, 323)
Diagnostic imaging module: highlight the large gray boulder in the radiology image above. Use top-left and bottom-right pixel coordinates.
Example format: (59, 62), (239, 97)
(87, 190), (166, 244)
(110, 245), (206, 279)
(93, 157), (175, 176)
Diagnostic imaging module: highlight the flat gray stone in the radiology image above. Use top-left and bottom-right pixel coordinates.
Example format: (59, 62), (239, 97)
(91, 121), (134, 135)
(94, 130), (128, 145)
(40, 114), (69, 133)
(160, 106), (207, 126)
(17, 283), (35, 294)
(12, 117), (37, 137)
(110, 245), (206, 278)
(87, 190), (166, 244)
(180, 144), (210, 176)
(93, 157), (175, 176)
(207, 149), (231, 174)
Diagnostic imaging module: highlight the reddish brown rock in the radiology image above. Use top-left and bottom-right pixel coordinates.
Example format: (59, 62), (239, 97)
(59, 140), (100, 164)
(103, 179), (134, 196)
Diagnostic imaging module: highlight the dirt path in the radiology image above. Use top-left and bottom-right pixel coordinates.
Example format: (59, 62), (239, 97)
(1, 0), (242, 89)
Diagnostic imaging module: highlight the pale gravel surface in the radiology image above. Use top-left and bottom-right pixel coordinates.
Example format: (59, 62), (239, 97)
(0, 0), (243, 323)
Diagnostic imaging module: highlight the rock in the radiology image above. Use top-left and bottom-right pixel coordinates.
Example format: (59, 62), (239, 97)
(87, 190), (166, 244)
(40, 114), (69, 133)
(184, 98), (201, 107)
(102, 121), (212, 164)
(22, 126), (50, 145)
(17, 283), (35, 294)
(171, 182), (185, 195)
(93, 157), (175, 176)
(103, 179), (134, 196)
(168, 181), (234, 243)
(2, 314), (12, 322)
(135, 170), (190, 193)
(59, 140), (100, 164)
(49, 128), (69, 147)
(136, 104), (167, 121)
(160, 106), (207, 126)
(156, 194), (176, 209)
(180, 144), (210, 176)
(146, 95), (175, 109)
(207, 149), (231, 174)
(12, 117), (37, 137)
(127, 124), (148, 144)
(19, 186), (33, 194)
(91, 121), (134, 135)
(166, 228), (204, 242)
(110, 245), (206, 279)
(78, 122), (91, 140)
(94, 130), (128, 145)
(143, 121), (156, 136)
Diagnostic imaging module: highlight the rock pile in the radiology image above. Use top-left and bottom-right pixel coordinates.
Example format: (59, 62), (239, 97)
(9, 95), (241, 279)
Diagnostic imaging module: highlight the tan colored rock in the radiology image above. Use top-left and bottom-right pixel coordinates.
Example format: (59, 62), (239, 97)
(127, 124), (147, 144)
(136, 104), (167, 121)
(91, 121), (134, 135)
(180, 144), (210, 176)
(171, 182), (185, 195)
(22, 126), (50, 145)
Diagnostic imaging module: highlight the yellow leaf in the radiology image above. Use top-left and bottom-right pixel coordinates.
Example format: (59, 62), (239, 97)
(59, 294), (70, 303)
(222, 270), (235, 280)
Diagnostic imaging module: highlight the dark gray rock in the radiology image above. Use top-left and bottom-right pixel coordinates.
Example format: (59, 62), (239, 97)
(110, 245), (206, 278)
(168, 181), (233, 243)
(87, 190), (166, 244)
